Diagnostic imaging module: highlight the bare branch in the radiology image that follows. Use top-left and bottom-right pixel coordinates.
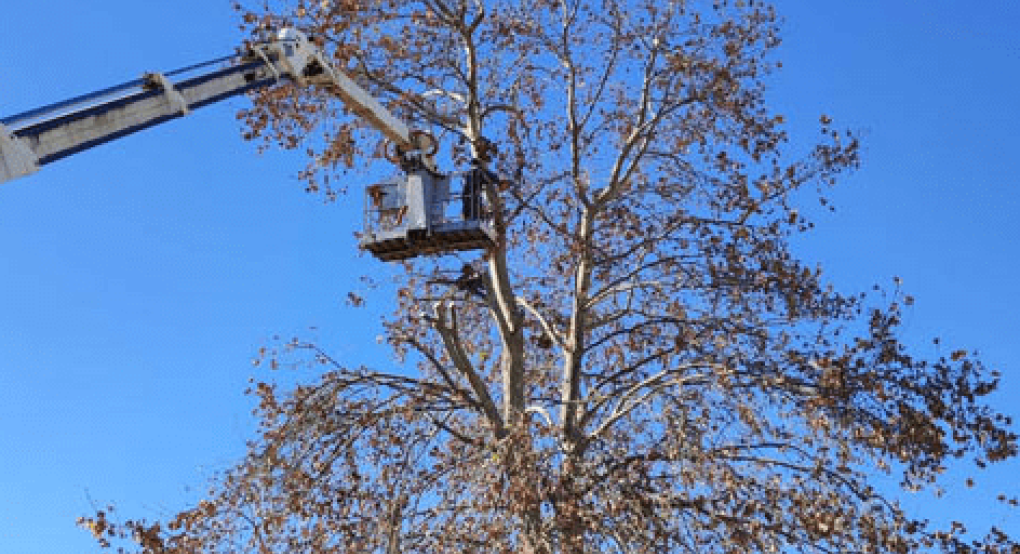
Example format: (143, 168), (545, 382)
(431, 302), (505, 435)
(517, 295), (566, 353)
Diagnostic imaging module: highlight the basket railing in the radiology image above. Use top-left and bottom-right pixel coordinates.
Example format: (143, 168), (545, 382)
(363, 173), (493, 238)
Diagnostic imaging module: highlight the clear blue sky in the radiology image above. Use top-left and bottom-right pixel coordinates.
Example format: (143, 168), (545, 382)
(0, 1), (1017, 552)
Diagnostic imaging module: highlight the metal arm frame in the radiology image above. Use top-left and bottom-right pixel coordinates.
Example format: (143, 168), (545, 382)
(0, 28), (430, 185)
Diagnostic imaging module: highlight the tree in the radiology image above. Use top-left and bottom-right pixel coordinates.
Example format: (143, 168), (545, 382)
(83, 0), (1018, 552)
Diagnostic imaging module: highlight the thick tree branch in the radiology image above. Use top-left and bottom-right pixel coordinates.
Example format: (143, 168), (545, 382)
(432, 302), (505, 435)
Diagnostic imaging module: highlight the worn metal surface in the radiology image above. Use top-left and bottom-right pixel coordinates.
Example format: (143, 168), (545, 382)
(0, 123), (39, 183)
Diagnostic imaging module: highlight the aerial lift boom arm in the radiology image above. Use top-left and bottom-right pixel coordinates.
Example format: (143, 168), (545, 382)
(0, 29), (423, 185)
(0, 28), (492, 261)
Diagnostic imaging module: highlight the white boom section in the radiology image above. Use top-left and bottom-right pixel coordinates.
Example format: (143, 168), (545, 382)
(271, 28), (414, 150)
(0, 29), (420, 185)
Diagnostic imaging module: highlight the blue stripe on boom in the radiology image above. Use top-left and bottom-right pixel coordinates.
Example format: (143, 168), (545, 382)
(1, 78), (145, 128)
(15, 61), (274, 139)
(35, 77), (277, 166)
(1, 54), (252, 129)
(14, 89), (166, 137)
(174, 60), (269, 91)
(163, 54), (238, 79)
